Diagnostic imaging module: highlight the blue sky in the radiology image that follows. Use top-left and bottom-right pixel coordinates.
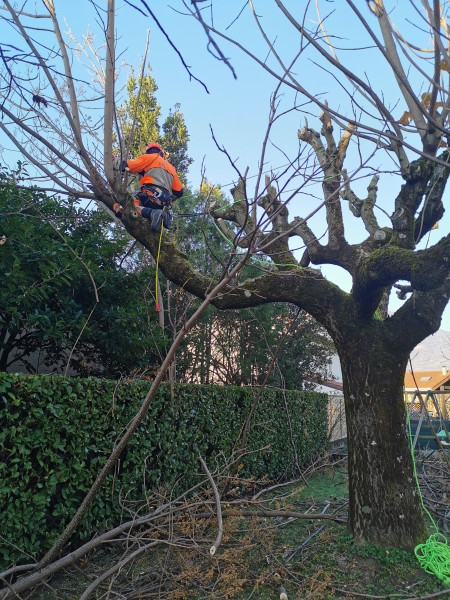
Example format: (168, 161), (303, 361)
(2, 1), (449, 331)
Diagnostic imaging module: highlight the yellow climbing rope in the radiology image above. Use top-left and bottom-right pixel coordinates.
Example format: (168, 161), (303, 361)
(154, 209), (165, 312)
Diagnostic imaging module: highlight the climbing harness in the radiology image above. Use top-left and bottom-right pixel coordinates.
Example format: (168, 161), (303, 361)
(135, 184), (172, 209)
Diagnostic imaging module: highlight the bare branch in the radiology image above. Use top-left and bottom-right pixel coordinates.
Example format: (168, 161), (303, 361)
(42, 1), (83, 143)
(0, 105), (89, 180)
(2, 0), (92, 165)
(199, 456), (223, 556)
(342, 172), (383, 237)
(0, 122), (84, 193)
(77, 541), (160, 600)
(104, 0), (115, 184)
(124, 0), (210, 92)
(189, 0), (237, 79)
(38, 250), (254, 568)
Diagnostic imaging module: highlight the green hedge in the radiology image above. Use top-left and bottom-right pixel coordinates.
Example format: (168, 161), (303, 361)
(0, 372), (328, 567)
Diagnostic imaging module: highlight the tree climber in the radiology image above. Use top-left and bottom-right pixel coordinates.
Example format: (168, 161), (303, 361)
(113, 142), (184, 231)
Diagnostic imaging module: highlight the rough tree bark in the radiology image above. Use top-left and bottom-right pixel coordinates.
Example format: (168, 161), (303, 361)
(336, 324), (429, 546)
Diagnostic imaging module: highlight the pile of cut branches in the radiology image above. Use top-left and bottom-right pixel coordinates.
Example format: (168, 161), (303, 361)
(3, 451), (450, 600)
(0, 454), (346, 600)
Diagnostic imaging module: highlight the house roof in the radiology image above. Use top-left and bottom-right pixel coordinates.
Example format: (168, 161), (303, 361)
(404, 370), (450, 391)
(303, 376), (343, 391)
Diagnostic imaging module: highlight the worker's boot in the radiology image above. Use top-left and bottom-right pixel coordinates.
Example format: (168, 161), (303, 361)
(161, 209), (172, 230)
(138, 207), (161, 231)
(150, 209), (164, 231)
(140, 207), (171, 231)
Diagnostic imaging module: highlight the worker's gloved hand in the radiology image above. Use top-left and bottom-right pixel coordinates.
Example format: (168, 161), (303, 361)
(113, 202), (124, 219)
(113, 156), (127, 171)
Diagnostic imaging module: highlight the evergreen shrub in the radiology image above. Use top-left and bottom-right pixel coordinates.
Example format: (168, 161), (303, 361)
(0, 372), (328, 566)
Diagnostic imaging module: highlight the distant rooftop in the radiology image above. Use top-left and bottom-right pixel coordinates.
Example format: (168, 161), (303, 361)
(404, 369), (450, 391)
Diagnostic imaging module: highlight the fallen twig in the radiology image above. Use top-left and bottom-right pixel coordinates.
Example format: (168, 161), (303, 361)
(284, 525), (325, 563)
(199, 456), (223, 556)
(78, 541), (160, 600)
(187, 508), (346, 524)
(251, 476), (308, 501)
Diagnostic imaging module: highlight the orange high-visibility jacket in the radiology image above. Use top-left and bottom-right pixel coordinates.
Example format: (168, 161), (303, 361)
(126, 154), (184, 197)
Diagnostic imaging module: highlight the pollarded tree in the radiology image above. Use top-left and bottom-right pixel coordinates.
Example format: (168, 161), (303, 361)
(173, 1), (450, 550)
(1, 0), (449, 550)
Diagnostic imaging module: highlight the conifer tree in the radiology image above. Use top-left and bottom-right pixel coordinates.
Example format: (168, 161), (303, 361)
(118, 66), (193, 185)
(118, 65), (161, 158)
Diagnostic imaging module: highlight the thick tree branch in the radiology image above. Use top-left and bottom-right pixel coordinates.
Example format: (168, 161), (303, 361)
(359, 235), (450, 293)
(318, 111), (346, 248)
(354, 0), (429, 141)
(256, 175), (298, 269)
(414, 154), (450, 242)
(386, 280), (450, 351)
(119, 207), (349, 328)
(342, 172), (385, 238)
(297, 122), (351, 258)
(391, 160), (435, 246)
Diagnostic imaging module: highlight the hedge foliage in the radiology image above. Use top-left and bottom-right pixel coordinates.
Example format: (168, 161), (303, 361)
(0, 372), (328, 567)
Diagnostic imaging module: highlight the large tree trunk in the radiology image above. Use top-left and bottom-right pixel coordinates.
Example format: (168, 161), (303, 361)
(336, 334), (428, 550)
